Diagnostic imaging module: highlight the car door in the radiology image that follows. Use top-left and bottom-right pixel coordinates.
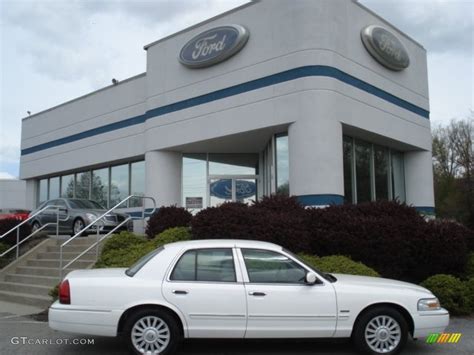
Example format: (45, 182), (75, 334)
(239, 248), (337, 338)
(162, 247), (247, 338)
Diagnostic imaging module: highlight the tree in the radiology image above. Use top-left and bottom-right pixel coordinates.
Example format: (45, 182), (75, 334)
(432, 113), (474, 228)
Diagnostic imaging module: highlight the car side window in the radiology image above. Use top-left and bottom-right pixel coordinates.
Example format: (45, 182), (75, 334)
(241, 249), (307, 284)
(170, 248), (236, 282)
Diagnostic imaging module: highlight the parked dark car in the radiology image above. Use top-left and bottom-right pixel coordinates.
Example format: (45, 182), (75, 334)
(29, 198), (133, 236)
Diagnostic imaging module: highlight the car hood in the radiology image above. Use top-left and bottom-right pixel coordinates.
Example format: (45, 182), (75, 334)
(332, 273), (432, 295)
(66, 268), (128, 279)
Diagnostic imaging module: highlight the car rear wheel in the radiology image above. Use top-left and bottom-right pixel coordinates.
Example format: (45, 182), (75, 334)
(124, 308), (180, 355)
(352, 306), (408, 355)
(31, 221), (40, 233)
(72, 218), (87, 237)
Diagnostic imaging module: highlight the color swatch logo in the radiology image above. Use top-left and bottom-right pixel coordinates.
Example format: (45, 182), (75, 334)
(426, 333), (462, 344)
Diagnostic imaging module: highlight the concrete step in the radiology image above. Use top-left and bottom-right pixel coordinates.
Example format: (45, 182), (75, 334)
(4, 274), (59, 287)
(15, 266), (75, 277)
(46, 245), (99, 253)
(0, 290), (51, 309)
(54, 237), (101, 246)
(0, 281), (51, 297)
(26, 259), (95, 268)
(36, 251), (97, 260)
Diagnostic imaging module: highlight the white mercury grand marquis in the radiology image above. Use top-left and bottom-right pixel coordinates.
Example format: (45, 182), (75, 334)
(49, 240), (449, 355)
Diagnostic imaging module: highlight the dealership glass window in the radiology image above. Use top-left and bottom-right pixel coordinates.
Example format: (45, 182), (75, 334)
(92, 168), (109, 208)
(61, 175), (74, 198)
(48, 176), (60, 200)
(343, 136), (405, 204)
(343, 137), (354, 203)
(355, 140), (372, 203)
(391, 152), (406, 202)
(110, 164), (129, 207)
(182, 154), (207, 209)
(130, 161), (145, 207)
(38, 179), (48, 205)
(275, 134), (289, 196)
(75, 171), (91, 199)
(374, 145), (389, 200)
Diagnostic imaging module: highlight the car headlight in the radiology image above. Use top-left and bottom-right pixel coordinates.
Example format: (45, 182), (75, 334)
(85, 213), (98, 222)
(418, 298), (441, 311)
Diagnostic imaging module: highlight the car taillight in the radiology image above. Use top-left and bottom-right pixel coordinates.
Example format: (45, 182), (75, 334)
(59, 280), (71, 304)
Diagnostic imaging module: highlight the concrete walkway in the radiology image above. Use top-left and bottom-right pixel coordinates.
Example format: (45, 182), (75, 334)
(0, 300), (43, 318)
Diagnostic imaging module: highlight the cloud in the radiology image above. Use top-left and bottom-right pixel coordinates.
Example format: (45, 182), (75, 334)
(0, 172), (17, 180)
(360, 0), (474, 54)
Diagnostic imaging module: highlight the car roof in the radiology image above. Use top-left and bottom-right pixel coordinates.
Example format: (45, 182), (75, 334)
(164, 239), (283, 251)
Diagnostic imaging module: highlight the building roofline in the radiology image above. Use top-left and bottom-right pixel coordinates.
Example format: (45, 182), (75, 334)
(143, 1), (258, 50)
(352, 0), (425, 50)
(21, 72), (147, 121)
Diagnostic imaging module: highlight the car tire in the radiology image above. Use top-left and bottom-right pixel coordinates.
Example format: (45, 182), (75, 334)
(352, 306), (408, 355)
(31, 221), (41, 233)
(72, 218), (87, 237)
(124, 308), (181, 355)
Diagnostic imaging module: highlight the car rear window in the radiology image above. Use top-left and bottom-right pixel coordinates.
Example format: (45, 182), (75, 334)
(125, 247), (164, 277)
(68, 199), (105, 209)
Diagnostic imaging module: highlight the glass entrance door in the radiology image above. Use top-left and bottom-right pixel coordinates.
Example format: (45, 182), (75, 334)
(208, 176), (258, 207)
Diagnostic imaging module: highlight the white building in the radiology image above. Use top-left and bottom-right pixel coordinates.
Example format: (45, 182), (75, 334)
(0, 179), (27, 210)
(19, 0), (434, 215)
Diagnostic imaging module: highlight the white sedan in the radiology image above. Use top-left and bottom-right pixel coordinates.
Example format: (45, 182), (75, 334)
(49, 240), (449, 355)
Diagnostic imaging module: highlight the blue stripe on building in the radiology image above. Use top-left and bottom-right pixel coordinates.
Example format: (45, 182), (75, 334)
(22, 65), (429, 156)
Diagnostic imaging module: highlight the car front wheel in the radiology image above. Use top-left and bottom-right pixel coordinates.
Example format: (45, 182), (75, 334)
(124, 308), (180, 355)
(72, 218), (87, 237)
(352, 306), (408, 355)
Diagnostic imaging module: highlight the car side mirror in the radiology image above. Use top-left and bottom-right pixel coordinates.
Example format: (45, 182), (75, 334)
(305, 272), (318, 285)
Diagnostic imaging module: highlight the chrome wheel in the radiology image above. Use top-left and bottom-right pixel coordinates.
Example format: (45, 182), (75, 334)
(131, 315), (170, 354)
(365, 315), (401, 353)
(73, 219), (84, 235)
(32, 222), (40, 232)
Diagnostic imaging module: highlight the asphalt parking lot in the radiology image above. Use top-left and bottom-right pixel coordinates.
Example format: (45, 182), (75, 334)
(0, 314), (472, 355)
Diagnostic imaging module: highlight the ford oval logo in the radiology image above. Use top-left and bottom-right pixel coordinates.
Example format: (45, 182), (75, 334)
(179, 25), (249, 68)
(361, 25), (410, 71)
(210, 179), (256, 200)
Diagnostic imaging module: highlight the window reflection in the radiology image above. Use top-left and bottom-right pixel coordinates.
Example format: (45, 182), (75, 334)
(38, 179), (48, 205)
(110, 164), (129, 207)
(130, 161), (145, 207)
(343, 137), (353, 203)
(355, 141), (372, 203)
(276, 135), (289, 196)
(182, 154), (207, 209)
(92, 168), (109, 208)
(209, 153), (257, 175)
(75, 172), (90, 199)
(391, 152), (406, 202)
(49, 177), (60, 200)
(374, 146), (389, 200)
(61, 175), (74, 198)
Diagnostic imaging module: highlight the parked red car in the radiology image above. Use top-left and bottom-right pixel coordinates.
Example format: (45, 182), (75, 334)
(0, 209), (30, 221)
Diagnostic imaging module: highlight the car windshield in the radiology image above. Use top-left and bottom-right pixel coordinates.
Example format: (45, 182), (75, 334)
(283, 248), (337, 283)
(67, 199), (105, 209)
(126, 247), (164, 277)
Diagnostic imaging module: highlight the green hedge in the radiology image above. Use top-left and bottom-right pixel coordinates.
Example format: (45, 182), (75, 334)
(466, 252), (474, 278)
(298, 254), (380, 277)
(420, 274), (472, 315)
(95, 228), (191, 268)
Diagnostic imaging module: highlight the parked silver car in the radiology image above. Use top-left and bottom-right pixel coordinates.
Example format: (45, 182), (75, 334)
(30, 198), (133, 236)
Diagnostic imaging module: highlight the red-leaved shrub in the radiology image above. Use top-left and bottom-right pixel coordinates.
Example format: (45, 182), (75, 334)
(145, 206), (192, 239)
(0, 218), (32, 246)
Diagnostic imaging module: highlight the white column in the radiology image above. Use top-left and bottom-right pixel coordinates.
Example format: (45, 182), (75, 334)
(404, 150), (435, 212)
(288, 92), (344, 206)
(145, 150), (182, 207)
(25, 180), (37, 209)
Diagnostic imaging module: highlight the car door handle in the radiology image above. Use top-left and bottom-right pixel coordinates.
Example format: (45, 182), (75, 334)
(172, 290), (188, 295)
(248, 292), (266, 297)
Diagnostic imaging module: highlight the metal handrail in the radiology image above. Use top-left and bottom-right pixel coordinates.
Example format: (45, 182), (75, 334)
(0, 205), (69, 261)
(59, 195), (156, 279)
(61, 217), (132, 272)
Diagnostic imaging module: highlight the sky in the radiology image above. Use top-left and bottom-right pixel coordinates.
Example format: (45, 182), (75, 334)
(0, 0), (473, 179)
